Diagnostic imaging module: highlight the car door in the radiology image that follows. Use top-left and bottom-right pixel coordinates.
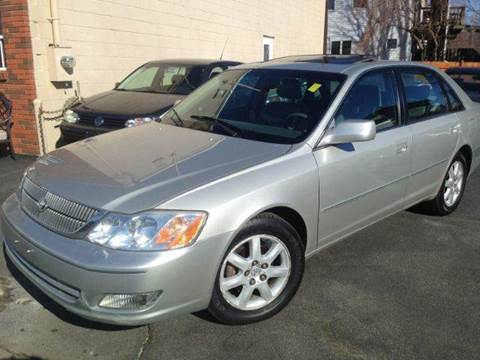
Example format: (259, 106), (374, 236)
(313, 69), (412, 246)
(398, 68), (460, 204)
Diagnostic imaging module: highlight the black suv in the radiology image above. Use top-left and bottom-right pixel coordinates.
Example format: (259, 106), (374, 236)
(57, 59), (242, 147)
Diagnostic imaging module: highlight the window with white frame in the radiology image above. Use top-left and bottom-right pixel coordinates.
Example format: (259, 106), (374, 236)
(263, 36), (274, 61)
(331, 40), (352, 55)
(0, 35), (6, 70)
(387, 38), (398, 49)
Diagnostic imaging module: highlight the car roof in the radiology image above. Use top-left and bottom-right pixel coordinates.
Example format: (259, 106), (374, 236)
(146, 59), (242, 66)
(266, 54), (377, 64)
(233, 59), (440, 77)
(446, 67), (480, 74)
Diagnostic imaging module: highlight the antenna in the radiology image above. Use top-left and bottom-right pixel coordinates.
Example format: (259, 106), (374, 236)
(220, 37), (229, 60)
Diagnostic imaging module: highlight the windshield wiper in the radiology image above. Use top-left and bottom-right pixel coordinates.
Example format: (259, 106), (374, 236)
(190, 115), (242, 137)
(167, 108), (185, 127)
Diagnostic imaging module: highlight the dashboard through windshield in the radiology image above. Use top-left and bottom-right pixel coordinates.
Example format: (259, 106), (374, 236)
(161, 68), (346, 144)
(116, 63), (207, 95)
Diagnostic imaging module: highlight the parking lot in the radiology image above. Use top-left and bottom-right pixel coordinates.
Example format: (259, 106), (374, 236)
(0, 155), (479, 360)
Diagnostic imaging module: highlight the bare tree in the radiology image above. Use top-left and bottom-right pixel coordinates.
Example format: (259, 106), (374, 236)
(340, 0), (452, 61)
(393, 0), (450, 61)
(355, 0), (397, 58)
(335, 0), (411, 59)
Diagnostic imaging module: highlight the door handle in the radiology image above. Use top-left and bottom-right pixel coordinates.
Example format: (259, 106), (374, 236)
(396, 143), (408, 154)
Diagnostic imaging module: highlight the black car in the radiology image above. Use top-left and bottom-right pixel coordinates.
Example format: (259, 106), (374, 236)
(57, 59), (242, 147)
(446, 67), (480, 103)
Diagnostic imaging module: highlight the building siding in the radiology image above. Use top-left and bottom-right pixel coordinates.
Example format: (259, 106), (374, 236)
(327, 0), (411, 61)
(0, 0), (40, 155)
(28, 0), (327, 152)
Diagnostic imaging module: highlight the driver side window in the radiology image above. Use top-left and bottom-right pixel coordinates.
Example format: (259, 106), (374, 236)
(334, 70), (400, 131)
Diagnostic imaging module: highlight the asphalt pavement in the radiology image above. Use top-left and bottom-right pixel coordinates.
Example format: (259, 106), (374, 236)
(0, 155), (479, 360)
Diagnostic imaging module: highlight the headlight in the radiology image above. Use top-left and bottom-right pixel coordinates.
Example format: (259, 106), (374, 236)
(87, 211), (207, 251)
(64, 110), (80, 124)
(125, 115), (163, 128)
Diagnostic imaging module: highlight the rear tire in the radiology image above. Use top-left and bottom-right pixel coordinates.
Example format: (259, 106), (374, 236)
(208, 213), (305, 325)
(423, 153), (468, 216)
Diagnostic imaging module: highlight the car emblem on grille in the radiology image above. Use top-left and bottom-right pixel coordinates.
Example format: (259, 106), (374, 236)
(94, 116), (105, 127)
(37, 198), (48, 213)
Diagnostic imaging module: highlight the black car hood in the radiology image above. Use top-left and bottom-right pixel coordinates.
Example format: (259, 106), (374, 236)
(74, 90), (185, 116)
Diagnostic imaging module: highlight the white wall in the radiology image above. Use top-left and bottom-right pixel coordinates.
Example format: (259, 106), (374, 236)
(28, 0), (327, 151)
(327, 0), (411, 61)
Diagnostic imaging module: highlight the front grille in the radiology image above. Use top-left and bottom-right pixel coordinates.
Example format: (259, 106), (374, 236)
(78, 113), (125, 128)
(21, 176), (98, 235)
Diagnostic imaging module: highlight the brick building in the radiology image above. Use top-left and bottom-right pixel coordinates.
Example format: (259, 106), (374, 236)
(0, 0), (327, 155)
(0, 0), (40, 155)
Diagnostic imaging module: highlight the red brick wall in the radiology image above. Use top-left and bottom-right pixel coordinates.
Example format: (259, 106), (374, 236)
(0, 0), (40, 155)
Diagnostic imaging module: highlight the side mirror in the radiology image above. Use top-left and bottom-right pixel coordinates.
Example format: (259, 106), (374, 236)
(114, 82), (120, 89)
(318, 120), (376, 148)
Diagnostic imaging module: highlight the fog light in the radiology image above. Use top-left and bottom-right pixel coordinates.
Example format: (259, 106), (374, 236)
(98, 291), (162, 310)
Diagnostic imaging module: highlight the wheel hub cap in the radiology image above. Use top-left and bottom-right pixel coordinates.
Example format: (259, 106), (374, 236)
(250, 267), (261, 277)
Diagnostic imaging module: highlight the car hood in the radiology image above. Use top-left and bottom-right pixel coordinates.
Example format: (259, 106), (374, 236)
(27, 124), (291, 214)
(74, 90), (185, 116)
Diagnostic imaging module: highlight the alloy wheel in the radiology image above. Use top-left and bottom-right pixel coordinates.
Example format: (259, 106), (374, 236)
(219, 235), (291, 311)
(444, 160), (465, 207)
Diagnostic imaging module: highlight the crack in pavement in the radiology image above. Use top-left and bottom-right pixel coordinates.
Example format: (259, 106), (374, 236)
(0, 345), (46, 360)
(0, 277), (13, 313)
(136, 325), (152, 360)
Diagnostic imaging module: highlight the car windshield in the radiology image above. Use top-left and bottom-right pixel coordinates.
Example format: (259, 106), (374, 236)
(448, 72), (480, 102)
(116, 63), (208, 95)
(160, 69), (345, 144)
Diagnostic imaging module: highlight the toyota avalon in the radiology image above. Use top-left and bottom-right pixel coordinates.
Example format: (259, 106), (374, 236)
(1, 60), (479, 325)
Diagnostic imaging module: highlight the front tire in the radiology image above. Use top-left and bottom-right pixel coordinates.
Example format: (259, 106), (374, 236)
(208, 213), (305, 325)
(424, 153), (468, 216)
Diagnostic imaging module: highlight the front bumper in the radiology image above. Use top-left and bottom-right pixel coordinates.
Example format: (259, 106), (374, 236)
(0, 194), (230, 325)
(58, 123), (117, 146)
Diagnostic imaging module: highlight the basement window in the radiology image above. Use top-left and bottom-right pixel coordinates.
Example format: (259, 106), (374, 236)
(0, 35), (6, 70)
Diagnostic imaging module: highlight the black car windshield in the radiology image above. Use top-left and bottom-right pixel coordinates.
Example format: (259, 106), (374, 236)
(116, 63), (208, 95)
(160, 69), (345, 144)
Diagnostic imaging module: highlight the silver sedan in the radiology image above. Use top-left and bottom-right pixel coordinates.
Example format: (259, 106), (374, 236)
(1, 60), (479, 325)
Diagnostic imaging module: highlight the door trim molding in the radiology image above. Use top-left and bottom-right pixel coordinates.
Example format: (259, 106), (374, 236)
(321, 158), (448, 212)
(321, 175), (409, 212)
